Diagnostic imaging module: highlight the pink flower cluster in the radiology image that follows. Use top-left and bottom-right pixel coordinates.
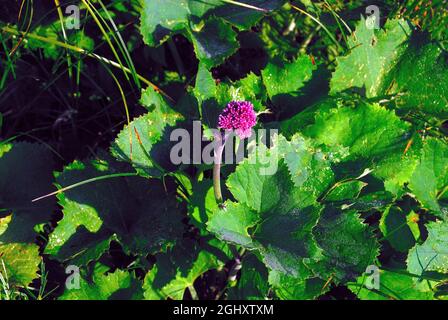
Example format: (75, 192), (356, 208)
(217, 101), (257, 139)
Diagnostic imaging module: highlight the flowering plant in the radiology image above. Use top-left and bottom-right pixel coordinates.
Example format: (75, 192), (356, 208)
(218, 101), (257, 139)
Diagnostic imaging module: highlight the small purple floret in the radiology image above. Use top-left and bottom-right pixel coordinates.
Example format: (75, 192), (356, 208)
(218, 101), (257, 139)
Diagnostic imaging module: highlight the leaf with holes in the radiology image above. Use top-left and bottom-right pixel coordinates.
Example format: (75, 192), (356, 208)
(0, 243), (40, 287)
(330, 18), (411, 97)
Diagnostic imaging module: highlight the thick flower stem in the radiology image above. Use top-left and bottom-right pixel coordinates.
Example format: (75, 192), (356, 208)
(227, 248), (246, 283)
(213, 161), (223, 204)
(215, 247), (247, 300)
(213, 132), (227, 206)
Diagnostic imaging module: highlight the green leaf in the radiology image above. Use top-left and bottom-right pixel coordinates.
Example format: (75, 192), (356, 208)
(262, 55), (316, 98)
(312, 207), (380, 282)
(45, 156), (184, 265)
(195, 0), (286, 29)
(143, 239), (224, 300)
(139, 0), (285, 67)
(0, 143), (56, 243)
(305, 102), (410, 161)
(0, 243), (40, 287)
(348, 191), (395, 212)
(139, 0), (190, 46)
(226, 135), (333, 213)
(207, 201), (259, 248)
(324, 180), (366, 202)
(235, 72), (267, 112)
(59, 263), (143, 300)
(330, 17), (448, 118)
(383, 43), (448, 117)
(139, 0), (285, 46)
(254, 205), (323, 278)
(278, 134), (334, 193)
(407, 211), (421, 241)
(330, 18), (411, 97)
(209, 201), (323, 280)
(348, 270), (434, 300)
(225, 145), (284, 213)
(193, 63), (224, 133)
(379, 206), (416, 253)
(280, 97), (341, 140)
(305, 102), (417, 194)
(189, 18), (238, 69)
(211, 209), (321, 282)
(111, 87), (183, 177)
(269, 271), (327, 300)
(187, 178), (219, 231)
(373, 133), (422, 196)
(209, 134), (336, 283)
(0, 214), (10, 236)
(194, 62), (216, 106)
(407, 221), (448, 276)
(408, 138), (448, 216)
